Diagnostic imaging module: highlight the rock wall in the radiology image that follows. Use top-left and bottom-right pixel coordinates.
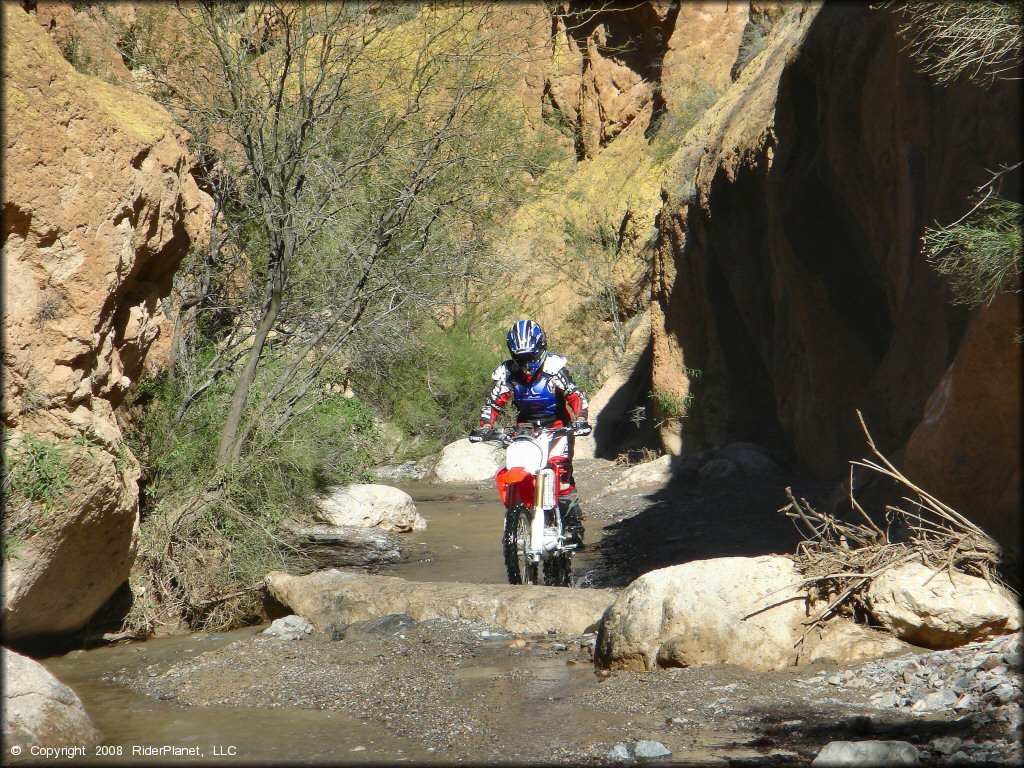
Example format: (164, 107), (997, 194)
(648, 4), (1020, 551)
(2, 3), (211, 642)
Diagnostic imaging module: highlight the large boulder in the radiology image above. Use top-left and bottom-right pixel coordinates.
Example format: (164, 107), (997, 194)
(1, 3), (211, 641)
(866, 562), (1022, 649)
(2, 647), (101, 753)
(265, 569), (615, 636)
(595, 556), (810, 672)
(428, 439), (504, 484)
(316, 484), (425, 533)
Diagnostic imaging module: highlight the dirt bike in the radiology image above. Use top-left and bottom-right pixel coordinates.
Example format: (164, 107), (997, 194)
(470, 422), (590, 587)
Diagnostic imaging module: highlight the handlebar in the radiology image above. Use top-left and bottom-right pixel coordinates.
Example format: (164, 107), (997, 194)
(469, 423), (591, 446)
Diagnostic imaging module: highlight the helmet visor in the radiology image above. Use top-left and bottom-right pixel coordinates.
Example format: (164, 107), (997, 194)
(512, 349), (543, 375)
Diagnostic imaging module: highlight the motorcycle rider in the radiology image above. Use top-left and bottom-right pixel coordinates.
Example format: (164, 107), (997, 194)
(469, 320), (591, 549)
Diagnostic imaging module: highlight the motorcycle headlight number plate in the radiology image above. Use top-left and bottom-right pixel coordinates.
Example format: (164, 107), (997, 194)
(506, 439), (545, 473)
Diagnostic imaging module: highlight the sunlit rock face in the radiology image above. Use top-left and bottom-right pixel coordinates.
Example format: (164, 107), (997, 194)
(2, 3), (211, 642)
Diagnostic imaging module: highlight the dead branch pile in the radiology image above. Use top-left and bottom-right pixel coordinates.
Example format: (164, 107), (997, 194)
(782, 412), (1006, 629)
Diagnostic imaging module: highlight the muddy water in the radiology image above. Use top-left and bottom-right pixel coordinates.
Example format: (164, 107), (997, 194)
(44, 628), (437, 764)
(39, 482), (608, 762)
(388, 483), (608, 585)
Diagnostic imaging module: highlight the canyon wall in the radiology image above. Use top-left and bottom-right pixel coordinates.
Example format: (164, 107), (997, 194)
(650, 3), (1020, 550)
(2, 3), (211, 641)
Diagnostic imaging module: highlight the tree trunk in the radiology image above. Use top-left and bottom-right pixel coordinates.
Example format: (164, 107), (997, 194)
(215, 238), (288, 466)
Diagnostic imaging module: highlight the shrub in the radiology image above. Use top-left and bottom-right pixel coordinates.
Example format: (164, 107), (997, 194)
(887, 1), (1023, 85)
(652, 390), (694, 421)
(1, 434), (72, 560)
(124, 358), (383, 634)
(353, 317), (504, 457)
(924, 195), (1022, 306)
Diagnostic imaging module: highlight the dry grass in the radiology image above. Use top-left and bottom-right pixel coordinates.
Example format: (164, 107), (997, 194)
(782, 412), (1007, 632)
(888, 1), (1023, 85)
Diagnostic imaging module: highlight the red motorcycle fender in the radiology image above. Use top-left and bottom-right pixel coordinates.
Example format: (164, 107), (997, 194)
(496, 467), (534, 508)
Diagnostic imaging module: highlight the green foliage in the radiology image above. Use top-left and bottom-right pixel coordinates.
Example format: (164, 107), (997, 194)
(58, 31), (94, 75)
(353, 316), (504, 458)
(125, 349), (383, 633)
(652, 389), (694, 420)
(924, 195), (1022, 306)
(3, 434), (71, 509)
(648, 83), (720, 165)
(2, 434), (72, 561)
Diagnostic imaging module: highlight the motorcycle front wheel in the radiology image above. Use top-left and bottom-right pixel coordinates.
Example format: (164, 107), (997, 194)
(543, 552), (573, 587)
(503, 503), (539, 585)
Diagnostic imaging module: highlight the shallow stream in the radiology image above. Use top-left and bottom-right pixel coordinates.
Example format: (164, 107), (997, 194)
(40, 483), (612, 763)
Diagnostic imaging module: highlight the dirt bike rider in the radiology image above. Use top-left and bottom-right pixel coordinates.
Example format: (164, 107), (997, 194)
(469, 320), (591, 549)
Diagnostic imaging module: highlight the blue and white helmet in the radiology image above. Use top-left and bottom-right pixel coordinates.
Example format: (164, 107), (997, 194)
(506, 319), (547, 379)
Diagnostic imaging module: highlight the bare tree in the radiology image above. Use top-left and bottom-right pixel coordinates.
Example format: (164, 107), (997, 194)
(129, 2), (548, 472)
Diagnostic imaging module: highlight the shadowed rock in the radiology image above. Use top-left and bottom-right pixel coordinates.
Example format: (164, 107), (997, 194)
(282, 524), (408, 568)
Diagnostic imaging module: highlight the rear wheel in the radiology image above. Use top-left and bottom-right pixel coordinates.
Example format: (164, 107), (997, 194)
(503, 504), (538, 585)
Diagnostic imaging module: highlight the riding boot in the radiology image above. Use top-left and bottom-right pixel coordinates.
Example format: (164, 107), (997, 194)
(559, 493), (585, 551)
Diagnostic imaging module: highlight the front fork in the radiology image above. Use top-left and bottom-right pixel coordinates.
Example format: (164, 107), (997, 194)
(529, 467), (560, 561)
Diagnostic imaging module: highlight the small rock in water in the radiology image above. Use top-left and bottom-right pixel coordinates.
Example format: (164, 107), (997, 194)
(607, 743), (632, 762)
(812, 740), (919, 766)
(634, 740), (671, 759)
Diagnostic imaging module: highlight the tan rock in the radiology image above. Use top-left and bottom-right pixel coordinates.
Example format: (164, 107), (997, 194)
(34, 1), (134, 84)
(866, 562), (1022, 649)
(805, 620), (911, 665)
(316, 484), (426, 533)
(660, 1), (750, 110)
(595, 555), (809, 672)
(903, 294), (1022, 561)
(2, 3), (211, 640)
(595, 455), (673, 497)
(265, 570), (616, 636)
(429, 438), (504, 485)
(2, 647), (101, 753)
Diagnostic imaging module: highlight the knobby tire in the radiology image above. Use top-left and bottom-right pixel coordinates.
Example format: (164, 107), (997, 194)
(503, 503), (538, 585)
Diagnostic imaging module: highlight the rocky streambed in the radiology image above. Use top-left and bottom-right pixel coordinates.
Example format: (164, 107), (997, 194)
(22, 456), (1024, 765)
(105, 616), (1022, 765)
